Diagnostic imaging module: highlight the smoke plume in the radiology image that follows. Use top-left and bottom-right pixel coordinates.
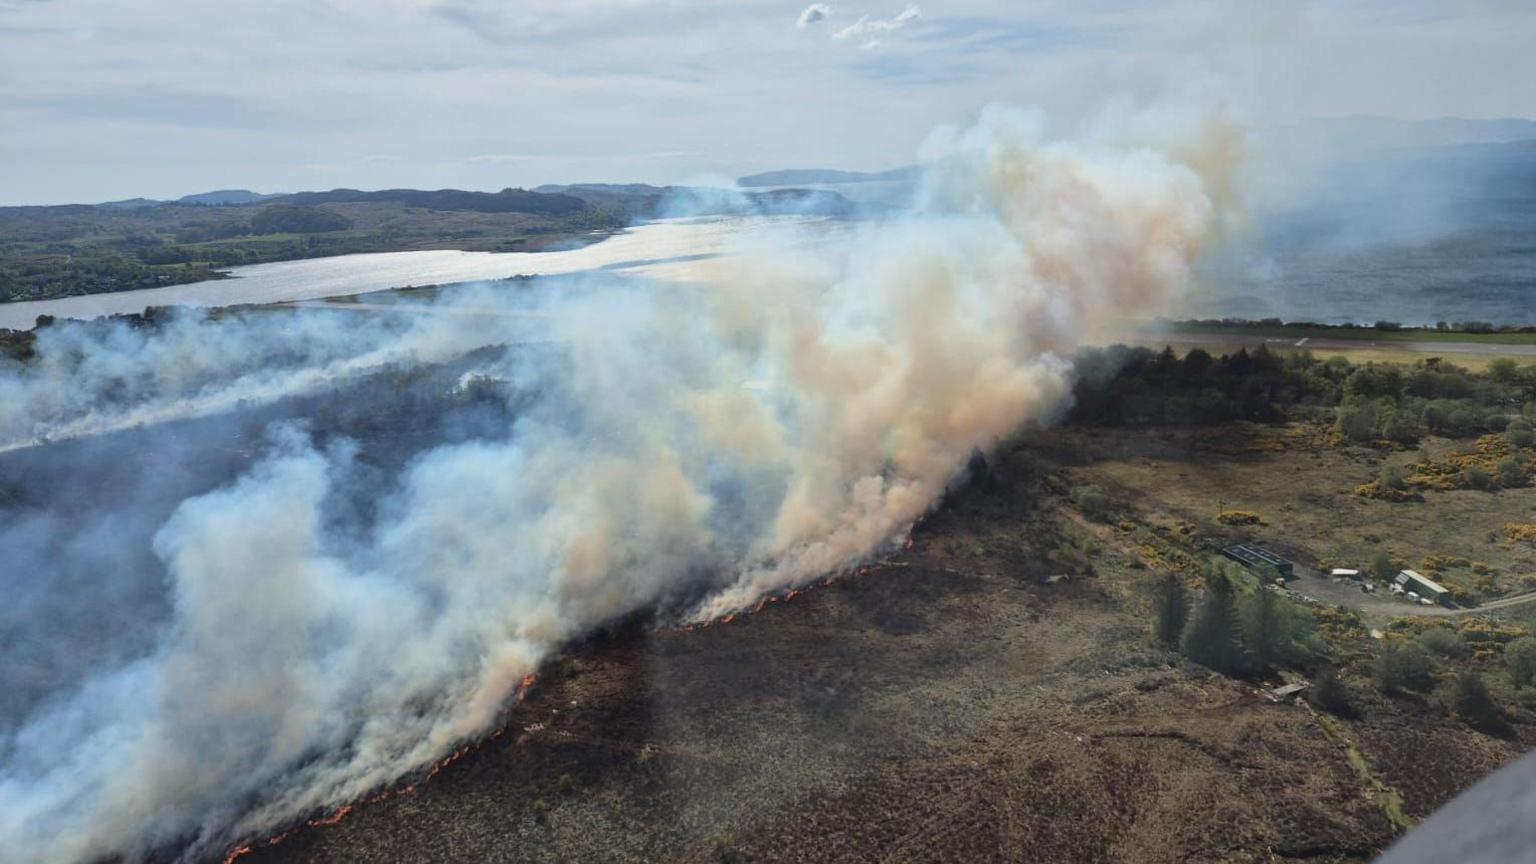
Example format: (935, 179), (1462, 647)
(0, 106), (1229, 863)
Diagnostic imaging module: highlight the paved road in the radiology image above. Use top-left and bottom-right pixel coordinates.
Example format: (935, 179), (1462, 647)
(1128, 332), (1536, 358)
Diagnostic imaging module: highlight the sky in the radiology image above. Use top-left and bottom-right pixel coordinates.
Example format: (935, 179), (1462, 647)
(2, 0), (1536, 204)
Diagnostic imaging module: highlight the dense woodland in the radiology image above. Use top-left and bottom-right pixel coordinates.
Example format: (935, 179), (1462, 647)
(1071, 344), (1536, 442)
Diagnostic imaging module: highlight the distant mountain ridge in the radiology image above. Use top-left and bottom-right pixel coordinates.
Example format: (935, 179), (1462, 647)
(534, 183), (856, 219)
(736, 166), (919, 188)
(99, 189), (281, 208)
(270, 187), (587, 216)
(177, 189), (282, 206)
(89, 186), (586, 216)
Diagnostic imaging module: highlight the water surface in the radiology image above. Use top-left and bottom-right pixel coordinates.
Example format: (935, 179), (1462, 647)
(0, 217), (791, 330)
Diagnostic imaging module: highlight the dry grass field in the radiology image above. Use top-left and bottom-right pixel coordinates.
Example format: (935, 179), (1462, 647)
(1051, 424), (1536, 605)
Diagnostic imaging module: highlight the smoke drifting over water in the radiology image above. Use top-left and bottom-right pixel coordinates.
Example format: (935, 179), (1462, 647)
(0, 107), (1229, 863)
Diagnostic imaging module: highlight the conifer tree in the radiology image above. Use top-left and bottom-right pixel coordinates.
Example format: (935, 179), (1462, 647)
(1152, 572), (1190, 649)
(1181, 562), (1248, 675)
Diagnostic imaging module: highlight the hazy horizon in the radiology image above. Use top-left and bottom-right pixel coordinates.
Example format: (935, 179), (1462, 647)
(5, 0), (1536, 205)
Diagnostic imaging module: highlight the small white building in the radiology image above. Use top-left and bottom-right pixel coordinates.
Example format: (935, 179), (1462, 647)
(1331, 568), (1361, 579)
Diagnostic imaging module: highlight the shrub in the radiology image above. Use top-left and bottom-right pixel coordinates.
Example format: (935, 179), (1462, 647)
(1371, 551), (1396, 581)
(1374, 640), (1436, 693)
(1383, 410), (1422, 444)
(1505, 637), (1536, 687)
(1335, 402), (1377, 443)
(713, 833), (739, 864)
(1379, 464), (1406, 491)
(1239, 587), (1282, 670)
(1463, 464), (1494, 491)
(1509, 419), (1535, 450)
(1489, 358), (1520, 383)
(1497, 456), (1526, 488)
(1419, 628), (1467, 658)
(1239, 586), (1321, 670)
(1307, 668), (1356, 717)
(1450, 671), (1503, 732)
(1070, 485), (1110, 522)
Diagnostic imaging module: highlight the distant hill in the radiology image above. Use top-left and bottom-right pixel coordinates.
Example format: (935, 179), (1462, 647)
(2, 185), (615, 305)
(1301, 116), (1536, 147)
(98, 198), (163, 210)
(249, 204), (353, 235)
(177, 189), (279, 206)
(536, 183), (856, 219)
(1259, 116), (1536, 166)
(736, 166), (919, 188)
(270, 187), (587, 216)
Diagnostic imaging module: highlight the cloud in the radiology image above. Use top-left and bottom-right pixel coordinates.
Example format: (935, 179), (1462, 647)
(465, 153), (550, 164)
(6, 0), (1536, 204)
(797, 3), (831, 29)
(834, 4), (920, 46)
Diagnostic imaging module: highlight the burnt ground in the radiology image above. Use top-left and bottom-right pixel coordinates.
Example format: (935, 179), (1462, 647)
(233, 435), (1530, 864)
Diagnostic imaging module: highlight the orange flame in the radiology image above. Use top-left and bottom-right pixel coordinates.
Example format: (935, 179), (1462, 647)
(218, 669), (540, 863)
(306, 805), (353, 827)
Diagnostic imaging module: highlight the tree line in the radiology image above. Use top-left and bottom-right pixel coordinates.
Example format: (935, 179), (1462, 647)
(1070, 344), (1536, 443)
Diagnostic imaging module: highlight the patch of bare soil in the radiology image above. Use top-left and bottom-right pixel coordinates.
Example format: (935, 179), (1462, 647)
(231, 442), (1523, 864)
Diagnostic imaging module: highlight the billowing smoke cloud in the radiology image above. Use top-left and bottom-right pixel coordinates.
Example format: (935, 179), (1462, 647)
(0, 304), (523, 453)
(0, 106), (1229, 863)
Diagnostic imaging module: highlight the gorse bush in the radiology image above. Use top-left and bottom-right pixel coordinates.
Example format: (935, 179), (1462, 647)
(1418, 628), (1467, 658)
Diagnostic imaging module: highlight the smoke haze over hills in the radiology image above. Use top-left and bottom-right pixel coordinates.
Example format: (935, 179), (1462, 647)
(0, 106), (1231, 863)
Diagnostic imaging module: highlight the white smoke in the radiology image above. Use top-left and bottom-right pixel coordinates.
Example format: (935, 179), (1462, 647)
(0, 106), (1231, 863)
(0, 296), (530, 453)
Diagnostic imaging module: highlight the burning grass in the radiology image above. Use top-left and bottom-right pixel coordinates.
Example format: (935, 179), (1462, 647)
(223, 426), (1536, 864)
